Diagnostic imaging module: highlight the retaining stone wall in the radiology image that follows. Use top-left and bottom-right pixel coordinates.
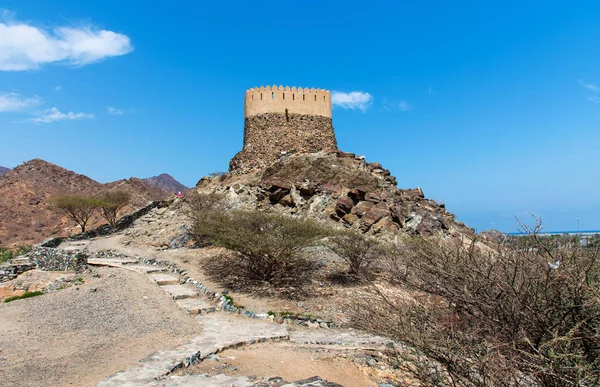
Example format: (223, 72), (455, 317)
(28, 247), (87, 272)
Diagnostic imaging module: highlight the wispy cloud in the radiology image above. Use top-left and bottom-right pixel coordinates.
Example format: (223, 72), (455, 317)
(0, 11), (133, 71)
(331, 91), (373, 111)
(587, 96), (600, 104)
(55, 86), (62, 91)
(107, 106), (124, 115)
(24, 107), (94, 124)
(579, 79), (600, 92)
(398, 100), (414, 111)
(0, 92), (41, 112)
(382, 97), (414, 112)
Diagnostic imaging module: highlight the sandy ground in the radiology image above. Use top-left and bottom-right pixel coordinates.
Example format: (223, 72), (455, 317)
(0, 270), (75, 299)
(178, 341), (377, 387)
(0, 267), (202, 387)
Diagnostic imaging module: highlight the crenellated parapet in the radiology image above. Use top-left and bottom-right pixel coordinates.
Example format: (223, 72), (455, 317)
(245, 85), (332, 118)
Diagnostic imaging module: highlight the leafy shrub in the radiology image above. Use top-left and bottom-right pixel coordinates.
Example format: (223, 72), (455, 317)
(352, 222), (600, 386)
(188, 192), (329, 283)
(4, 291), (44, 303)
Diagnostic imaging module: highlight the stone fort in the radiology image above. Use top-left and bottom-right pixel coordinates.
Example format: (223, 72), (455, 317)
(229, 85), (338, 172)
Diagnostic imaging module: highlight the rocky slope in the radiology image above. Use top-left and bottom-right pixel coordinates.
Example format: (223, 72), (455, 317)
(143, 173), (188, 193)
(0, 166), (10, 176)
(196, 151), (474, 239)
(0, 159), (169, 247)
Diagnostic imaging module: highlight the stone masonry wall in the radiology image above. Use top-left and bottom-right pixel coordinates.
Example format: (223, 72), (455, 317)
(28, 247), (87, 272)
(230, 113), (338, 172)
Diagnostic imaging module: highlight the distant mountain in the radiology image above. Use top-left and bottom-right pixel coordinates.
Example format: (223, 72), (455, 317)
(143, 173), (188, 194)
(0, 166), (9, 176)
(0, 159), (169, 247)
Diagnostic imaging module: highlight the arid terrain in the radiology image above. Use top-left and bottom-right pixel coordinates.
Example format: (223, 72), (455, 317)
(0, 159), (187, 247)
(0, 199), (411, 386)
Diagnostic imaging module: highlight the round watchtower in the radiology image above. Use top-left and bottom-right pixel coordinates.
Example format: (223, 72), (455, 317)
(230, 85), (338, 172)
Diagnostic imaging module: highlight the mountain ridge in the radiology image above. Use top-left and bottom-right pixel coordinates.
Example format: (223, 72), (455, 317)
(142, 173), (188, 193)
(0, 158), (170, 247)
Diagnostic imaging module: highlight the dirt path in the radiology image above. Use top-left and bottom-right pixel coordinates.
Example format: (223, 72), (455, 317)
(0, 267), (202, 387)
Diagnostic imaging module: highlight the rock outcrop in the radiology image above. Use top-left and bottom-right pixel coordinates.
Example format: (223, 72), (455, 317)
(197, 151), (473, 238)
(0, 166), (9, 176)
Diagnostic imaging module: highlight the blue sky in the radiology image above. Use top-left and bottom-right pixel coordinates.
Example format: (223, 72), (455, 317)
(1, 1), (600, 232)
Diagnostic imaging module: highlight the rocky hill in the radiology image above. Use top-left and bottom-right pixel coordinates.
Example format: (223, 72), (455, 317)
(0, 159), (169, 247)
(197, 150), (474, 239)
(0, 166), (10, 176)
(143, 173), (188, 193)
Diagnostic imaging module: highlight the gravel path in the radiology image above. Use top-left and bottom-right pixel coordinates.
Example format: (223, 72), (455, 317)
(0, 267), (202, 387)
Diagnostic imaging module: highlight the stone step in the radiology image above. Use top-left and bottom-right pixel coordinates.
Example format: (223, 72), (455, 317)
(10, 257), (31, 265)
(122, 265), (167, 274)
(161, 284), (199, 300)
(149, 273), (180, 286)
(87, 258), (140, 267)
(176, 298), (215, 314)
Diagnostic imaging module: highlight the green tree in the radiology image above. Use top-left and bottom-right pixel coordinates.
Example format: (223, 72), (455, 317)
(50, 195), (102, 232)
(99, 190), (132, 226)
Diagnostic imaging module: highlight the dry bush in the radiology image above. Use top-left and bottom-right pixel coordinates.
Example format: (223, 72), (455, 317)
(326, 230), (387, 280)
(187, 192), (329, 286)
(352, 220), (600, 386)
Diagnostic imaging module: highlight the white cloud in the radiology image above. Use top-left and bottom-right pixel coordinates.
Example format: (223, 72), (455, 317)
(0, 92), (41, 112)
(398, 100), (414, 111)
(107, 106), (124, 115)
(579, 79), (600, 92)
(24, 107), (94, 124)
(587, 96), (600, 104)
(331, 91), (373, 111)
(0, 12), (133, 71)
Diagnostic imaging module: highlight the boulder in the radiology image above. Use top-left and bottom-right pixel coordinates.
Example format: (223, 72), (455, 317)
(367, 162), (383, 171)
(355, 201), (374, 217)
(335, 196), (354, 215)
(298, 181), (317, 197)
(265, 179), (292, 192)
(391, 203), (407, 227)
(361, 202), (390, 227)
(279, 194), (295, 207)
(401, 187), (424, 199)
(337, 150), (356, 158)
(269, 188), (289, 203)
(405, 212), (449, 237)
(372, 216), (400, 233)
(348, 186), (370, 201)
(341, 213), (359, 227)
(365, 191), (382, 203)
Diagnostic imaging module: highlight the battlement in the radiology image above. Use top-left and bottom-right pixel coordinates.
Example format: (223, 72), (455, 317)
(245, 85), (332, 118)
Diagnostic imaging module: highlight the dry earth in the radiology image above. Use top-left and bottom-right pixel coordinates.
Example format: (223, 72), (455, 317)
(0, 267), (202, 386)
